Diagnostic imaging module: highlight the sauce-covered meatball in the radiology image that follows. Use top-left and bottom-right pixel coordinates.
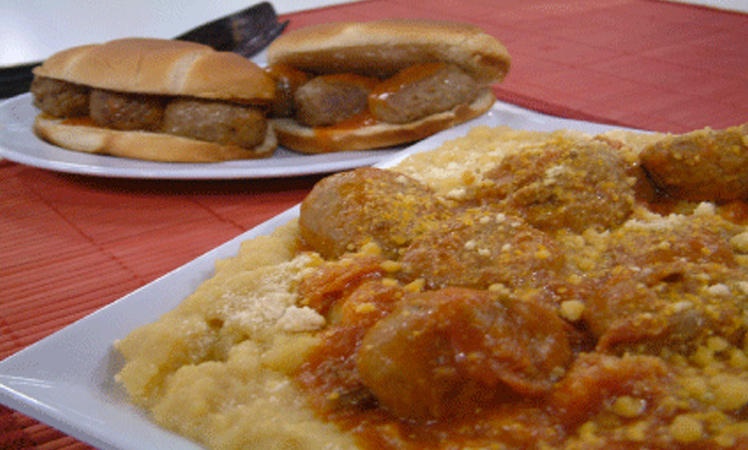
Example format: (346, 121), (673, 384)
(294, 74), (378, 127)
(482, 139), (635, 233)
(400, 207), (565, 290)
(640, 126), (748, 202)
(581, 214), (746, 352)
(369, 63), (479, 124)
(357, 287), (574, 421)
(299, 167), (451, 259)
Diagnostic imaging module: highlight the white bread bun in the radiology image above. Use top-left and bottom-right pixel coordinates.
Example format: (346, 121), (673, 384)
(33, 38), (275, 104)
(267, 19), (511, 84)
(31, 38), (278, 162)
(34, 114), (277, 162)
(271, 87), (496, 154)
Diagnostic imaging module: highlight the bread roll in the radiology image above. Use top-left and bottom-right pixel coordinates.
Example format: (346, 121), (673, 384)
(31, 38), (277, 162)
(265, 19), (510, 154)
(33, 38), (275, 104)
(267, 19), (510, 84)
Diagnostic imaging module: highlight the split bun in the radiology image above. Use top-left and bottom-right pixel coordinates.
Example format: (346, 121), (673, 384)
(266, 19), (511, 154)
(31, 38), (277, 162)
(33, 38), (275, 103)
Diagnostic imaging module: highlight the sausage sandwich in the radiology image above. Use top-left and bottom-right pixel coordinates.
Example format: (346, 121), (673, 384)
(265, 19), (511, 154)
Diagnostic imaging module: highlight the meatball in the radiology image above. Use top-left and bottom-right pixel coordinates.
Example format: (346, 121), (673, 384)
(90, 89), (165, 131)
(400, 207), (565, 291)
(163, 99), (268, 149)
(482, 139), (635, 233)
(550, 353), (673, 426)
(369, 63), (480, 124)
(294, 74), (378, 127)
(265, 63), (311, 118)
(30, 76), (89, 118)
(640, 126), (748, 202)
(581, 214), (746, 352)
(357, 287), (573, 421)
(299, 167), (451, 259)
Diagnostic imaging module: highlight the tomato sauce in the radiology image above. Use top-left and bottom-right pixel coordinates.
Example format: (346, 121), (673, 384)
(369, 63), (446, 105)
(293, 198), (748, 449)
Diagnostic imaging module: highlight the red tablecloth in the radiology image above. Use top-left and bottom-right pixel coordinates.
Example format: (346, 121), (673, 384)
(2, 0), (747, 448)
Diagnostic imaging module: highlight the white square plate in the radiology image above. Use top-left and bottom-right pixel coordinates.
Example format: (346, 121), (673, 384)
(0, 100), (636, 450)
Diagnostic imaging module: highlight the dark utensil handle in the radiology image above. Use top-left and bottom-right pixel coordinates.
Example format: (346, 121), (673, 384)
(0, 62), (40, 98)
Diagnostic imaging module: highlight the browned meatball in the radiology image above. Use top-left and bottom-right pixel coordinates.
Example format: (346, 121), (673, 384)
(550, 353), (673, 427)
(264, 63), (312, 118)
(581, 214), (746, 352)
(369, 63), (480, 124)
(90, 89), (165, 131)
(299, 167), (451, 259)
(584, 263), (747, 354)
(400, 207), (565, 290)
(30, 76), (89, 118)
(482, 139), (635, 233)
(294, 74), (378, 127)
(357, 287), (573, 421)
(640, 126), (748, 202)
(163, 99), (268, 149)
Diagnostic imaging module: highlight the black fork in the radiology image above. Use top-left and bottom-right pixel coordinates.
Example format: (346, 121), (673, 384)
(176, 2), (289, 58)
